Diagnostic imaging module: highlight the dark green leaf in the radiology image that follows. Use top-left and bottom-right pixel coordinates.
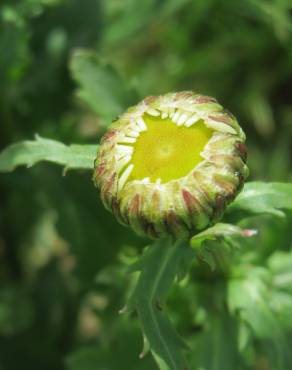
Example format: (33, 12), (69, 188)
(66, 323), (156, 370)
(189, 315), (241, 370)
(125, 239), (193, 370)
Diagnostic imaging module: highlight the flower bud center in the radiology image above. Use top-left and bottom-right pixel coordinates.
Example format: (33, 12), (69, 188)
(129, 113), (213, 183)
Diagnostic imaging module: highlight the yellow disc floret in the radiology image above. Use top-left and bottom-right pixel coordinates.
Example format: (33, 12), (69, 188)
(129, 115), (213, 183)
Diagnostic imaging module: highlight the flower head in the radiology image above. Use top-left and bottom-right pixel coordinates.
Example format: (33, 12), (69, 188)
(94, 91), (248, 239)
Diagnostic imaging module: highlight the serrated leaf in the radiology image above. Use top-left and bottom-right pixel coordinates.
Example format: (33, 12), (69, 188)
(128, 239), (193, 308)
(191, 223), (257, 249)
(70, 49), (138, 124)
(126, 239), (193, 370)
(0, 135), (97, 173)
(228, 182), (292, 217)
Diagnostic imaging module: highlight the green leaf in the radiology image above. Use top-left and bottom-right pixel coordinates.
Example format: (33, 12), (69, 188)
(102, 0), (156, 46)
(0, 135), (97, 172)
(191, 223), (257, 249)
(190, 223), (256, 271)
(0, 287), (34, 335)
(125, 239), (194, 370)
(228, 275), (278, 338)
(268, 251), (292, 293)
(70, 49), (139, 124)
(270, 291), (292, 331)
(189, 314), (241, 370)
(66, 323), (156, 370)
(228, 265), (289, 369)
(228, 182), (292, 217)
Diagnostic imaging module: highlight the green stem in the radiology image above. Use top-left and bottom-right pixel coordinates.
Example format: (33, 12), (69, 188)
(127, 238), (195, 370)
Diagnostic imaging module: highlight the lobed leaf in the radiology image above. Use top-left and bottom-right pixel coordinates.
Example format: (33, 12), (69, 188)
(0, 135), (97, 173)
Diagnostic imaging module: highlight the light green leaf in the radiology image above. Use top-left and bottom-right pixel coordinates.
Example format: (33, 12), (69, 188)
(228, 265), (289, 369)
(70, 49), (138, 124)
(268, 251), (292, 293)
(229, 280), (278, 338)
(228, 182), (292, 217)
(0, 135), (97, 172)
(191, 223), (257, 249)
(270, 291), (292, 330)
(238, 321), (252, 353)
(190, 223), (256, 271)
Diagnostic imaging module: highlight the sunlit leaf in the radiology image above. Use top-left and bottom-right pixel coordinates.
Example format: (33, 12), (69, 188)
(228, 182), (292, 217)
(0, 135), (97, 172)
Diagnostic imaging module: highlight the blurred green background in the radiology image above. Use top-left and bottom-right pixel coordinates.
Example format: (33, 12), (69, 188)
(1, 1), (292, 370)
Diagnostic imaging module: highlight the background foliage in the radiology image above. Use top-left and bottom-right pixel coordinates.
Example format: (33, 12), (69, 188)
(1, 1), (292, 369)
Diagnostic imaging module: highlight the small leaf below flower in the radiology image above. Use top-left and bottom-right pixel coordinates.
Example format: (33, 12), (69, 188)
(190, 223), (257, 249)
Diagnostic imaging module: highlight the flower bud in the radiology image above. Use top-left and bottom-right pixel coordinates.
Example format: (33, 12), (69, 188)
(93, 91), (248, 239)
